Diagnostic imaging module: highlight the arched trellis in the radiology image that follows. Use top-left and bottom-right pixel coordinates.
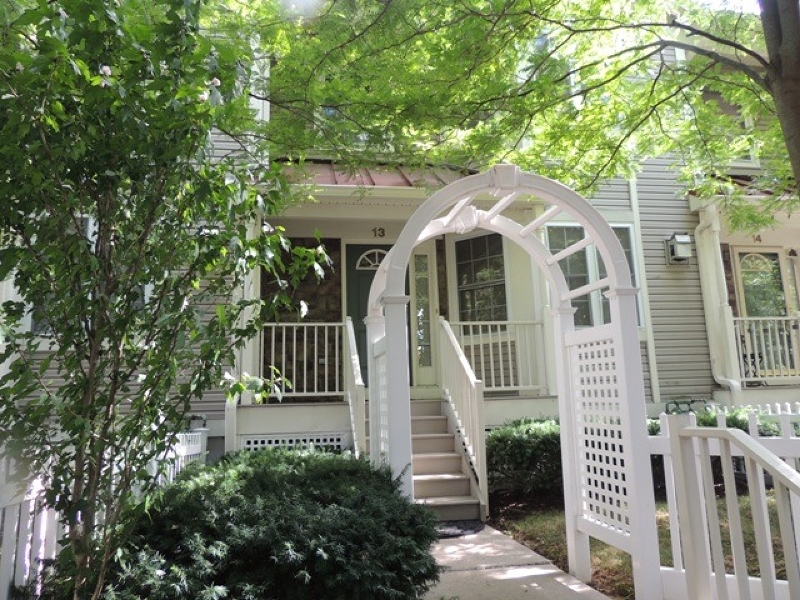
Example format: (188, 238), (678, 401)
(366, 164), (662, 599)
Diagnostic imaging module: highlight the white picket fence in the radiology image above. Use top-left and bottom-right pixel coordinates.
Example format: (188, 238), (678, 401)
(0, 429), (207, 598)
(650, 405), (800, 600)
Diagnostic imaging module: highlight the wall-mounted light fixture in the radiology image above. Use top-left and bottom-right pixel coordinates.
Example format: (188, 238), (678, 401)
(665, 232), (693, 265)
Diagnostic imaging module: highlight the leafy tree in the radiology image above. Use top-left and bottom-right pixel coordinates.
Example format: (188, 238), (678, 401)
(0, 0), (324, 598)
(229, 0), (798, 227)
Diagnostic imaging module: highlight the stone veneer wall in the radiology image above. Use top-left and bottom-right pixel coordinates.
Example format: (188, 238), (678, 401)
(261, 238), (344, 402)
(261, 238), (343, 322)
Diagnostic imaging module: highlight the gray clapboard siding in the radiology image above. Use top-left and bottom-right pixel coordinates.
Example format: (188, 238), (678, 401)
(590, 177), (632, 211)
(635, 158), (714, 401)
(207, 130), (247, 164)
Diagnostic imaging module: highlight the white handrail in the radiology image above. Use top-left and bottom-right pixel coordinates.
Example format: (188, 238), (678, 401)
(344, 317), (367, 457)
(438, 317), (487, 512)
(653, 413), (800, 600)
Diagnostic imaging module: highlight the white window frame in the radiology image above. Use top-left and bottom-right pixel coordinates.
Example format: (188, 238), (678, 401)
(732, 246), (799, 317)
(24, 217), (153, 338)
(25, 216), (95, 337)
(448, 231), (509, 323)
(545, 222), (642, 327)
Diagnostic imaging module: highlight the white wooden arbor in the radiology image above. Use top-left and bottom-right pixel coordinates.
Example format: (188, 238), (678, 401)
(366, 164), (662, 599)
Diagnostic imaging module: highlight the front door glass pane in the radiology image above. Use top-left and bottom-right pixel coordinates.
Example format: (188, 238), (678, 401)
(739, 252), (786, 317)
(414, 255), (432, 367)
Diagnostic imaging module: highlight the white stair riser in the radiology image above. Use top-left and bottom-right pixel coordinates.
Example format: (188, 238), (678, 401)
(414, 478), (471, 499)
(411, 416), (448, 435)
(409, 400), (443, 417)
(412, 435), (455, 454)
(419, 501), (481, 521)
(412, 454), (462, 474)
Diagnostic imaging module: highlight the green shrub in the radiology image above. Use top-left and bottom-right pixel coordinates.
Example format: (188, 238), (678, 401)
(99, 449), (440, 600)
(648, 409), (781, 437)
(487, 419), (562, 501)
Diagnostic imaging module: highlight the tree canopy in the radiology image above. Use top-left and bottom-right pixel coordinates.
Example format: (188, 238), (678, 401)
(221, 0), (798, 226)
(0, 0), (322, 597)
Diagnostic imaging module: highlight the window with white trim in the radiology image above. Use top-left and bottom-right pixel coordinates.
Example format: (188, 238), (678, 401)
(27, 217), (149, 336)
(455, 233), (507, 322)
(733, 248), (799, 317)
(29, 216), (93, 336)
(546, 224), (639, 326)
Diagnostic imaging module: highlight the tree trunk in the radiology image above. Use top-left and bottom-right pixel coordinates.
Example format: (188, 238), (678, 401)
(772, 78), (800, 196)
(760, 0), (800, 195)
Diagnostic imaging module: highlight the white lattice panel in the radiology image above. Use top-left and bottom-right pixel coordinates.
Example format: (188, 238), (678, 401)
(241, 432), (347, 452)
(572, 336), (631, 535)
(376, 352), (390, 456)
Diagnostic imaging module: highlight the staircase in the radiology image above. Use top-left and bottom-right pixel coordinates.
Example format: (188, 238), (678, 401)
(410, 399), (483, 521)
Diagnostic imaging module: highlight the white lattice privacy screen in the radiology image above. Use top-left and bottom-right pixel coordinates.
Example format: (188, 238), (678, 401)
(375, 347), (390, 456)
(241, 432), (348, 452)
(570, 327), (631, 537)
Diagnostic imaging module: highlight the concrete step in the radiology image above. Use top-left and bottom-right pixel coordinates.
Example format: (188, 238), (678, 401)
(413, 473), (471, 499)
(412, 452), (463, 475)
(412, 433), (455, 454)
(410, 399), (443, 417)
(416, 495), (482, 521)
(411, 415), (448, 435)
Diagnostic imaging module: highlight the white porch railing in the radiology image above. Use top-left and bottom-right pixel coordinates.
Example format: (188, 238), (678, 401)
(157, 429), (208, 485)
(734, 316), (800, 382)
(0, 429), (208, 596)
(651, 412), (800, 600)
(450, 320), (547, 394)
(438, 317), (488, 512)
(263, 323), (345, 399)
(344, 317), (367, 457)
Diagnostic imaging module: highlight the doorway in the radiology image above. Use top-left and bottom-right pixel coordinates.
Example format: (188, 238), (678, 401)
(346, 245), (392, 383)
(346, 243), (438, 386)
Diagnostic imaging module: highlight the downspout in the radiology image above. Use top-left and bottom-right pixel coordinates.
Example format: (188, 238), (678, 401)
(694, 203), (742, 403)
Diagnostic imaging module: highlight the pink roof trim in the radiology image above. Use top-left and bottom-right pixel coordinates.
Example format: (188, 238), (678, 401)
(283, 161), (469, 188)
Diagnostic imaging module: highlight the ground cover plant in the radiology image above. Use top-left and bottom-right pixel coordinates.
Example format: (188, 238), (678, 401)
(488, 414), (790, 599)
(491, 493), (788, 600)
(96, 449), (441, 600)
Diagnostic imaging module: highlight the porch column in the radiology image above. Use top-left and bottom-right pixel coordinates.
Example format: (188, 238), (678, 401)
(238, 219), (263, 405)
(0, 276), (16, 381)
(382, 294), (414, 498)
(695, 203), (742, 399)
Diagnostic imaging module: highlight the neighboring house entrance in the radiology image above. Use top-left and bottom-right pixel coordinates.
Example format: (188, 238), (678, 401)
(733, 247), (800, 377)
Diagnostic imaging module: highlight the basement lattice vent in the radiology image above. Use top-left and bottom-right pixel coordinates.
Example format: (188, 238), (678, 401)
(241, 432), (347, 452)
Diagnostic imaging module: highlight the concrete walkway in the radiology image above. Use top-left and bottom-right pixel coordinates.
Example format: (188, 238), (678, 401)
(424, 526), (613, 600)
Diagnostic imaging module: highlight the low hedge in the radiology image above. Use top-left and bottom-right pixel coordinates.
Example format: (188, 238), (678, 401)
(486, 419), (563, 500)
(488, 411), (782, 504)
(101, 449), (440, 600)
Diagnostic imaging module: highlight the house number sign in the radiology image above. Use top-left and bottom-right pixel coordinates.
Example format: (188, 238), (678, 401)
(372, 227), (386, 238)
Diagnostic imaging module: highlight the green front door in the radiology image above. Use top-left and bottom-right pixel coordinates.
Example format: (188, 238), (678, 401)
(346, 245), (392, 382)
